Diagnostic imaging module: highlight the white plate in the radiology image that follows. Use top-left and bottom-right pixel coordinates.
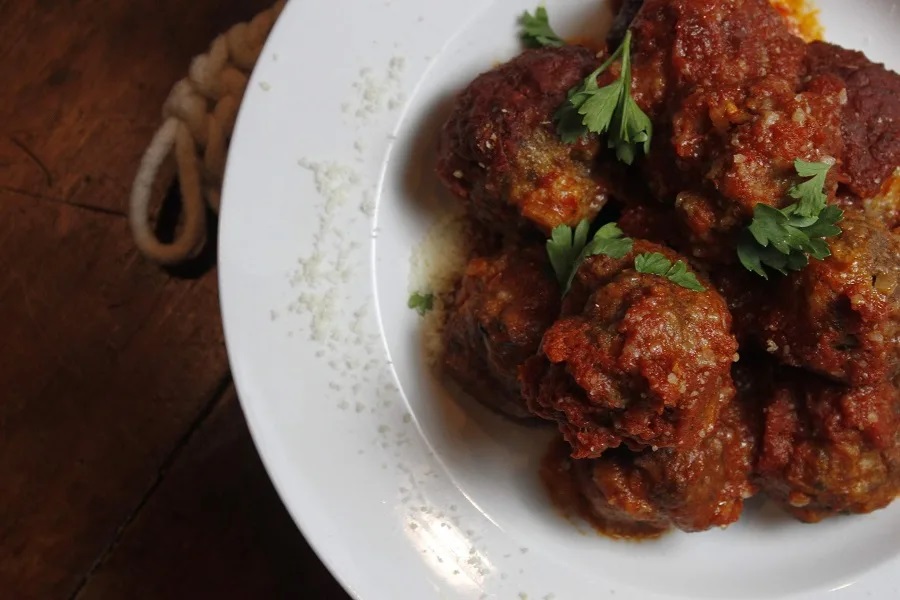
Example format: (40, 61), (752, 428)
(219, 1), (900, 598)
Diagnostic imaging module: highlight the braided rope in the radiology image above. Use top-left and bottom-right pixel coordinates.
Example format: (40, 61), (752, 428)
(129, 1), (286, 264)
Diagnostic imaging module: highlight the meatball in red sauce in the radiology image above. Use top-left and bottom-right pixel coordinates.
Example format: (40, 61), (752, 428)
(806, 41), (900, 204)
(804, 41), (900, 231)
(666, 75), (845, 261)
(436, 46), (611, 234)
(521, 242), (738, 458)
(617, 0), (846, 262)
(443, 246), (561, 419)
(573, 381), (759, 534)
(747, 211), (900, 387)
(627, 0), (808, 116)
(429, 0), (900, 539)
(757, 370), (900, 523)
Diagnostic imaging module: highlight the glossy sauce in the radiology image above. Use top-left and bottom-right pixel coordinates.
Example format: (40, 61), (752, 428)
(539, 439), (667, 541)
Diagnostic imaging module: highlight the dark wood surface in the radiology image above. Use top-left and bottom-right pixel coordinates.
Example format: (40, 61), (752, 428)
(0, 2), (349, 598)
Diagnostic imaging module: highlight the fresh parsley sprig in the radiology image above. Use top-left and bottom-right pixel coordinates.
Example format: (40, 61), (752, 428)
(520, 6), (564, 48)
(737, 160), (843, 279)
(408, 292), (434, 316)
(634, 253), (706, 291)
(555, 30), (652, 164)
(547, 220), (634, 294)
(788, 159), (832, 218)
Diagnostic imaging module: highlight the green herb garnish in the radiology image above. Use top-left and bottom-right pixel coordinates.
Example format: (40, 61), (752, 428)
(555, 30), (652, 164)
(408, 292), (434, 316)
(520, 6), (565, 48)
(788, 159), (832, 217)
(737, 160), (843, 278)
(547, 220), (634, 294)
(634, 252), (706, 291)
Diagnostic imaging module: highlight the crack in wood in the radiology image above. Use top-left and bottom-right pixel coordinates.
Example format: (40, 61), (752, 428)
(0, 185), (127, 218)
(10, 136), (54, 186)
(67, 373), (235, 600)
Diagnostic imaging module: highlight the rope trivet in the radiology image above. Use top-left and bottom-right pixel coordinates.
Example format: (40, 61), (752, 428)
(129, 1), (285, 264)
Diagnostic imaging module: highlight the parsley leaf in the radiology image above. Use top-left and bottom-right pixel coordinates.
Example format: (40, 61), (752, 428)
(554, 30), (652, 164)
(546, 220), (634, 294)
(634, 253), (706, 291)
(737, 160), (843, 279)
(520, 7), (564, 48)
(547, 219), (589, 285)
(586, 223), (635, 260)
(408, 292), (434, 316)
(788, 159), (832, 218)
(633, 252), (670, 275)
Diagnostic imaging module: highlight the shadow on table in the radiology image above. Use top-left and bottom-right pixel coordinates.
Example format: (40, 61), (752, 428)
(76, 389), (350, 600)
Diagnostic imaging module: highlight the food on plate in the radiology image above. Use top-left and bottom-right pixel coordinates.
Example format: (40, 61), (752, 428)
(805, 42), (900, 203)
(573, 377), (759, 534)
(414, 0), (900, 537)
(521, 240), (737, 458)
(804, 41), (900, 233)
(631, 0), (845, 263)
(443, 246), (561, 419)
(757, 369), (900, 522)
(741, 210), (900, 387)
(436, 46), (612, 233)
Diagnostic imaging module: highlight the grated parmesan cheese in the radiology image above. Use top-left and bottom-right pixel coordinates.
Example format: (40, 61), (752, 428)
(349, 56), (406, 122)
(288, 158), (388, 409)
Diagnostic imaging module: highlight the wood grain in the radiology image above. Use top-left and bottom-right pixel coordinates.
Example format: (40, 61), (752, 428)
(0, 0), (269, 213)
(0, 190), (228, 598)
(0, 1), (344, 598)
(75, 388), (348, 600)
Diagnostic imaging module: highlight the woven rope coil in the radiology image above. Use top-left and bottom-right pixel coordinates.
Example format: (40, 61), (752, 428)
(129, 1), (286, 264)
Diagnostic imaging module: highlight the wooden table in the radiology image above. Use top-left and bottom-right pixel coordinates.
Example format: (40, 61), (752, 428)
(1, 2), (349, 597)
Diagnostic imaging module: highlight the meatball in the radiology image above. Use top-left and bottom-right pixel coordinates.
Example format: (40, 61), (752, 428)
(617, 0), (846, 262)
(443, 246), (561, 419)
(436, 46), (610, 234)
(806, 41), (900, 202)
(757, 370), (900, 523)
(599, 0), (810, 127)
(626, 0), (808, 119)
(749, 211), (900, 387)
(520, 242), (738, 457)
(667, 75), (845, 260)
(574, 385), (759, 534)
(805, 41), (900, 231)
